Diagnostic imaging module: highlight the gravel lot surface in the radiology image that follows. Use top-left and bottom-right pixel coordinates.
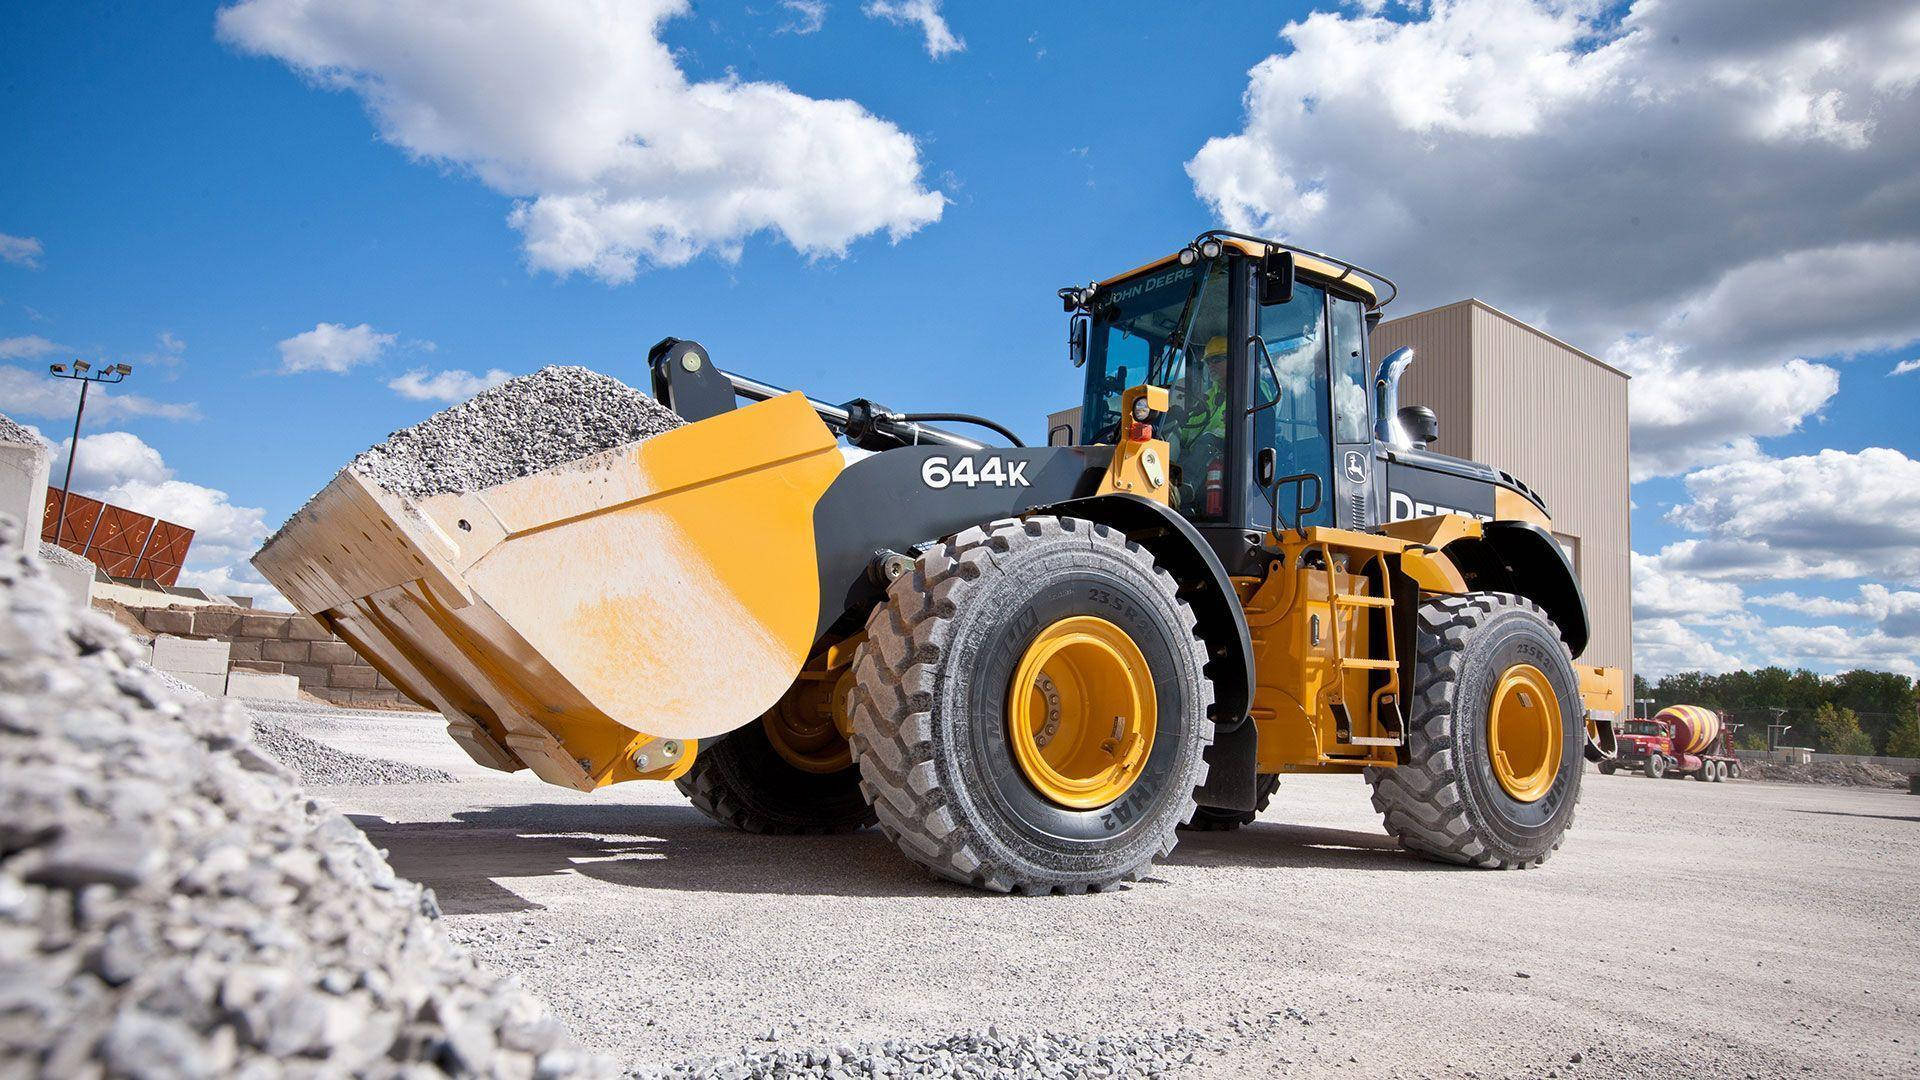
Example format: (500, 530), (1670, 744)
(349, 365), (683, 499)
(316, 709), (1920, 1079)
(0, 526), (611, 1078)
(35, 543), (92, 576)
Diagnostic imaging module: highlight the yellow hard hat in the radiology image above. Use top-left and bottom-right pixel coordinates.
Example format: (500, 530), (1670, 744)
(1203, 336), (1228, 360)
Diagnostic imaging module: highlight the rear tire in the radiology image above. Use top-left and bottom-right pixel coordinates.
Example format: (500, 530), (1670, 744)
(675, 695), (874, 835)
(1727, 760), (1741, 780)
(1366, 593), (1584, 869)
(1182, 774), (1280, 831)
(848, 516), (1215, 894)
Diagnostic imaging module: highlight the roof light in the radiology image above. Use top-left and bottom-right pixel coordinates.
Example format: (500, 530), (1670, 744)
(1199, 239), (1223, 260)
(1178, 246), (1198, 267)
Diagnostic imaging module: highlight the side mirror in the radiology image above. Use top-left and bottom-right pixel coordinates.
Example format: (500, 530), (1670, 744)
(1258, 249), (1295, 306)
(1069, 315), (1089, 368)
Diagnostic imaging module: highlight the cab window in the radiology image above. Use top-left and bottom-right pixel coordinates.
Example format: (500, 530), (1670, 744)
(1254, 281), (1332, 527)
(1330, 295), (1370, 443)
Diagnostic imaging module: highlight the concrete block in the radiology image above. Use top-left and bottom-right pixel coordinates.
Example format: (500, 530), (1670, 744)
(169, 670), (229, 697)
(374, 670), (397, 691)
(0, 440), (51, 558)
(261, 639), (311, 663)
(42, 556), (93, 610)
(238, 613), (291, 640)
(226, 638), (263, 662)
(328, 665), (377, 690)
(308, 640), (359, 665)
(225, 669), (301, 700)
(287, 618), (332, 641)
(143, 609), (194, 635)
(282, 662), (330, 686)
(190, 609), (244, 638)
(151, 634), (231, 675)
(229, 659), (285, 674)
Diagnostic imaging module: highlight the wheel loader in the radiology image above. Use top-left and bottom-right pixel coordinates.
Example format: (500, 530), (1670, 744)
(255, 231), (1624, 894)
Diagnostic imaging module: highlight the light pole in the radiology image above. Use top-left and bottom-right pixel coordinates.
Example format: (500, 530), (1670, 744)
(46, 360), (133, 550)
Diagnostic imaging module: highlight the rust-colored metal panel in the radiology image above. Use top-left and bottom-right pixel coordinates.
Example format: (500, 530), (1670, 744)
(41, 488), (105, 557)
(39, 485), (196, 586)
(133, 520), (195, 586)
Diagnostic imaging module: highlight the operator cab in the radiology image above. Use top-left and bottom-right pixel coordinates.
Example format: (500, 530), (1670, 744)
(1065, 234), (1386, 570)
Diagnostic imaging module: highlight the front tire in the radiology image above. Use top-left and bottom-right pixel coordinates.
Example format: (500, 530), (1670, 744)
(848, 517), (1215, 894)
(1644, 755), (1666, 779)
(1366, 593), (1584, 869)
(1597, 760), (1617, 776)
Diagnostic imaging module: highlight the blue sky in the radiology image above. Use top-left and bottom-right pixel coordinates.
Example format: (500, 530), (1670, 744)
(3, 1), (1917, 677)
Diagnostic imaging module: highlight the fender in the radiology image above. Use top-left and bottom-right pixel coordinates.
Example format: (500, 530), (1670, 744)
(1444, 520), (1590, 657)
(1031, 493), (1255, 733)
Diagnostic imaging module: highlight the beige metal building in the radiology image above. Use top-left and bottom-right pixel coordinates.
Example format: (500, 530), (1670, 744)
(1373, 298), (1632, 688)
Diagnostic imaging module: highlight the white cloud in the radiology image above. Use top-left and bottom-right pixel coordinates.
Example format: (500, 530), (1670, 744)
(388, 367), (513, 403)
(177, 563), (293, 612)
(778, 0), (827, 35)
(1631, 550), (1745, 621)
(1634, 617), (1746, 677)
(0, 233), (43, 270)
(1188, 0), (1920, 477)
(44, 429), (284, 608)
(51, 430), (174, 491)
(1662, 447), (1920, 582)
(0, 365), (200, 422)
(274, 321), (396, 374)
(218, 0), (945, 282)
(1752, 585), (1920, 639)
(863, 0), (963, 58)
(1893, 358), (1920, 377)
(0, 334), (70, 360)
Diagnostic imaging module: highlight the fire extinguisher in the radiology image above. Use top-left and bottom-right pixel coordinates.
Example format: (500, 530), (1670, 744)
(1204, 456), (1224, 517)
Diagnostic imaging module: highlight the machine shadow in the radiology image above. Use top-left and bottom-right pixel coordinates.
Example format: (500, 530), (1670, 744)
(349, 803), (958, 912)
(1787, 808), (1918, 824)
(1162, 820), (1437, 873)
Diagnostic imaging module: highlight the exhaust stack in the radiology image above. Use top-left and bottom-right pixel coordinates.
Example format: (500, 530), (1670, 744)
(1374, 346), (1416, 448)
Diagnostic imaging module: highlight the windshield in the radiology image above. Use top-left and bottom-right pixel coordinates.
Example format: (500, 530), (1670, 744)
(1079, 260), (1227, 446)
(1623, 721), (1663, 736)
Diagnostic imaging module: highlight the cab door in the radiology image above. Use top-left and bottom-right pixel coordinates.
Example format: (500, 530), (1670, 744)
(1251, 281), (1334, 530)
(1327, 293), (1375, 530)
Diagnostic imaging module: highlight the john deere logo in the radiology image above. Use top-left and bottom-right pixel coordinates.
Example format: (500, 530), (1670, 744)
(1344, 451), (1366, 484)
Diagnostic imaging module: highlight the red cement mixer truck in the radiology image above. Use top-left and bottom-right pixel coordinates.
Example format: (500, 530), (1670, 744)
(1602, 705), (1740, 781)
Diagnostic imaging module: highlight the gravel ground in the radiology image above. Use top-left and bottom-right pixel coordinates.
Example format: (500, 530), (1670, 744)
(35, 542), (94, 576)
(0, 518), (612, 1077)
(349, 366), (683, 499)
(251, 719), (456, 786)
(321, 732), (1920, 1080)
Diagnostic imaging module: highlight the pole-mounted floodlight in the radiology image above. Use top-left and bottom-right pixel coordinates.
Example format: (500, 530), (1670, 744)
(46, 360), (134, 551)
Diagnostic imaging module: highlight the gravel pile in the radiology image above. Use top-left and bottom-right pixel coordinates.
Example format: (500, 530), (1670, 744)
(349, 366), (683, 499)
(0, 516), (611, 1078)
(1739, 758), (1909, 788)
(36, 542), (94, 576)
(639, 1027), (1208, 1080)
(251, 719), (456, 786)
(0, 410), (39, 446)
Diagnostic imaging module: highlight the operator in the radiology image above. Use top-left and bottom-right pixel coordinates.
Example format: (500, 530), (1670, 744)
(1173, 336), (1230, 451)
(1170, 336), (1231, 518)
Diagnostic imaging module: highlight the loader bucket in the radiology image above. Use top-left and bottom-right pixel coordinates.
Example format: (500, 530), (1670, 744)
(253, 392), (844, 790)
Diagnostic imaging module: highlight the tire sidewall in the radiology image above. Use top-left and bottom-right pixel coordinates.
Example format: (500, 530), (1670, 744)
(938, 538), (1208, 875)
(1448, 606), (1584, 860)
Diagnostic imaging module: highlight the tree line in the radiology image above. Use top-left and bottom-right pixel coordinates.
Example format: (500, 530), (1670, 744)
(1632, 667), (1920, 758)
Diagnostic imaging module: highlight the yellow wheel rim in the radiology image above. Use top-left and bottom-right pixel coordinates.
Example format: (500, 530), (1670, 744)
(1487, 663), (1562, 802)
(762, 671), (854, 774)
(1006, 615), (1156, 810)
